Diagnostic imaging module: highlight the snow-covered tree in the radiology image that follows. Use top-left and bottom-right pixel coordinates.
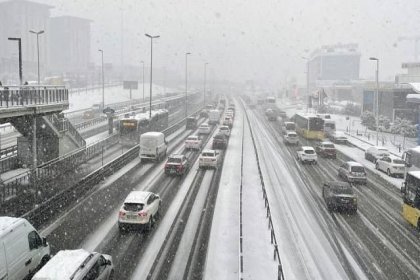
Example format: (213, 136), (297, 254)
(361, 111), (376, 128)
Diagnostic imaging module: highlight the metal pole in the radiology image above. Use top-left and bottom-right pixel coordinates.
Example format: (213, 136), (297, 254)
(375, 59), (379, 146)
(36, 34), (40, 84)
(204, 62), (208, 107)
(101, 51), (104, 108)
(306, 60), (309, 113)
(185, 52), (191, 118)
(149, 38), (153, 119)
(33, 115), (37, 170)
(141, 61), (145, 101)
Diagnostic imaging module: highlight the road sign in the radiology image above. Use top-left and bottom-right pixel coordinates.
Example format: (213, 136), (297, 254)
(123, 80), (138, 90)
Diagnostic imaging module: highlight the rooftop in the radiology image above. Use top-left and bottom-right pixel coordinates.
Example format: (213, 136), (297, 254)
(124, 191), (152, 204)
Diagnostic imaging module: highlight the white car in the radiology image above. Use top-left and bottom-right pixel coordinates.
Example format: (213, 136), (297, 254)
(365, 146), (390, 163)
(375, 155), (405, 177)
(284, 131), (299, 145)
(32, 249), (114, 280)
(329, 131), (347, 144)
(185, 135), (202, 150)
(198, 123), (211, 134)
(118, 191), (161, 232)
(219, 125), (231, 137)
(297, 146), (317, 164)
(199, 149), (219, 169)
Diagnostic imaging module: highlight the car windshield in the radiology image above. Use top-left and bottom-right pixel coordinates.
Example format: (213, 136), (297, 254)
(123, 203), (144, 212)
(304, 150), (315, 154)
(202, 152), (215, 157)
(168, 157), (182, 163)
(332, 186), (353, 195)
(393, 159), (405, 164)
(351, 166), (365, 173)
(324, 144), (335, 148)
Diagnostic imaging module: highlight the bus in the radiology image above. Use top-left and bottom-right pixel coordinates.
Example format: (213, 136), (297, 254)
(401, 147), (420, 229)
(119, 109), (169, 146)
(292, 113), (324, 140)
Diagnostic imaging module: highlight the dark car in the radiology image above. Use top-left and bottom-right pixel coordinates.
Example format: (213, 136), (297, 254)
(212, 133), (228, 149)
(164, 154), (189, 176)
(315, 141), (337, 159)
(322, 181), (357, 213)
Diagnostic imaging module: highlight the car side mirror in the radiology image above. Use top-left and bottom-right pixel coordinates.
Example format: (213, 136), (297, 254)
(106, 259), (112, 266)
(42, 237), (47, 247)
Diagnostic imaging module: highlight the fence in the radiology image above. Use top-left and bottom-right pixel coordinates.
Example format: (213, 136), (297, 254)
(0, 86), (68, 108)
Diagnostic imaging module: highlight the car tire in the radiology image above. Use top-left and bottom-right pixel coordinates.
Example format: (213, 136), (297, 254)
(145, 215), (154, 232)
(387, 169), (392, 177)
(109, 270), (115, 280)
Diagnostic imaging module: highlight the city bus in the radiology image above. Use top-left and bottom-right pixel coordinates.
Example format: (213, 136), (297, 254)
(186, 115), (199, 130)
(119, 109), (169, 146)
(292, 113), (325, 140)
(401, 147), (420, 229)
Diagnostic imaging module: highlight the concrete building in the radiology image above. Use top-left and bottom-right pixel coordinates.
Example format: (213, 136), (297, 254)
(0, 0), (53, 84)
(49, 16), (92, 83)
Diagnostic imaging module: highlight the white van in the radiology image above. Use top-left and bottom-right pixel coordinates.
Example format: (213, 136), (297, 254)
(139, 132), (167, 161)
(0, 217), (50, 280)
(208, 110), (220, 125)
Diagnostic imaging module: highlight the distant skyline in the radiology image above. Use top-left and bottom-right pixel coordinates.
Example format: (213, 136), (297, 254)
(3, 0), (420, 88)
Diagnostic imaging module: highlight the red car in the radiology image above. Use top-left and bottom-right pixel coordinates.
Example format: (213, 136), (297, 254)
(164, 154), (189, 176)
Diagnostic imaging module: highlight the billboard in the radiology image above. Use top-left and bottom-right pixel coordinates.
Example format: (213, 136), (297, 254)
(123, 80), (138, 90)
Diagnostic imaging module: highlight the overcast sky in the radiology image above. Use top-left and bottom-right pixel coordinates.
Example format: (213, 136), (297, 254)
(27, 0), (420, 87)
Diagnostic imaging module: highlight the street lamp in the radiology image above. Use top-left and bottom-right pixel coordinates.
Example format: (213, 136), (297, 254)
(369, 57), (380, 146)
(145, 33), (160, 119)
(203, 62), (208, 107)
(185, 52), (191, 118)
(140, 60), (145, 102)
(98, 49), (105, 109)
(8, 37), (22, 85)
(29, 30), (44, 84)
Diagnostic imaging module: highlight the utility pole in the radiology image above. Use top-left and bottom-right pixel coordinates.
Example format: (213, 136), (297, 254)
(145, 33), (160, 119)
(185, 52), (191, 118)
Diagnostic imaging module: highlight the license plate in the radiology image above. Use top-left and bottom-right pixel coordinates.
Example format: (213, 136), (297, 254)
(127, 214), (137, 220)
(170, 169), (176, 174)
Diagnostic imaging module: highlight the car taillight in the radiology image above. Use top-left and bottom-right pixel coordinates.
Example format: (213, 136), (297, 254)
(119, 211), (126, 217)
(139, 211), (148, 217)
(177, 165), (183, 171)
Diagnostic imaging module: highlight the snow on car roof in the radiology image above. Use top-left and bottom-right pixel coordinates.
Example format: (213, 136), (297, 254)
(347, 161), (363, 167)
(124, 191), (152, 204)
(408, 170), (420, 179)
(202, 149), (216, 154)
(0, 217), (23, 235)
(187, 135), (199, 139)
(32, 249), (92, 280)
(302, 146), (315, 150)
(169, 154), (184, 159)
(141, 131), (164, 137)
(220, 126), (229, 129)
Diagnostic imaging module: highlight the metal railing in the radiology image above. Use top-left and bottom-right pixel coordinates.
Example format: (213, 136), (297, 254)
(0, 145), (17, 158)
(0, 155), (18, 174)
(0, 107), (201, 204)
(242, 99), (285, 280)
(0, 86), (68, 108)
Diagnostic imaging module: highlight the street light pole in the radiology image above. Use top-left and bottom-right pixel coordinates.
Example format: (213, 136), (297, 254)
(185, 52), (191, 118)
(8, 37), (22, 85)
(369, 57), (380, 146)
(98, 49), (105, 109)
(29, 30), (44, 84)
(140, 60), (145, 102)
(145, 33), (160, 119)
(204, 62), (208, 107)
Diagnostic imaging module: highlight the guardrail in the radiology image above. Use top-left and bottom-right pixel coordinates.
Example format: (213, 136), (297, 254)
(0, 86), (68, 108)
(20, 108), (199, 227)
(0, 106), (202, 204)
(242, 99), (285, 280)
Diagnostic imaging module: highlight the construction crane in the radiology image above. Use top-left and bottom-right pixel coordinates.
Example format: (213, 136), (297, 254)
(398, 36), (420, 61)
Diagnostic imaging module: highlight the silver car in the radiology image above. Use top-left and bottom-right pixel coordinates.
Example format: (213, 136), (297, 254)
(32, 249), (114, 280)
